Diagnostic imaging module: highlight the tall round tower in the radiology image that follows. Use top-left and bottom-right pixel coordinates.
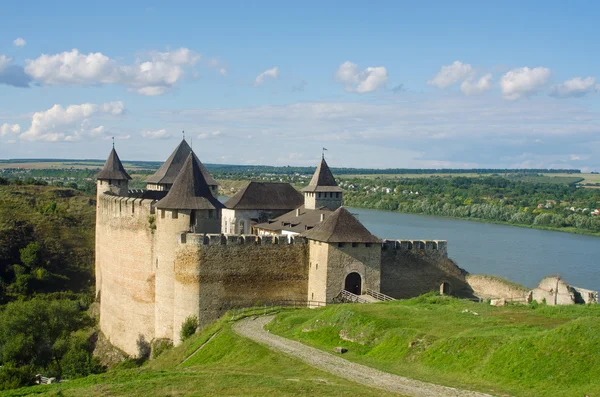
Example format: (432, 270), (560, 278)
(95, 147), (131, 299)
(153, 153), (225, 342)
(96, 147), (131, 196)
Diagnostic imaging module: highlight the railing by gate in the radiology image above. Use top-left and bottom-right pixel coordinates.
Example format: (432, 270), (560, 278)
(365, 288), (396, 302)
(333, 290), (371, 304)
(227, 299), (327, 320)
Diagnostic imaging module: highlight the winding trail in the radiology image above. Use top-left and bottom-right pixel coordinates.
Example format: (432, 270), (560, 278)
(233, 315), (497, 397)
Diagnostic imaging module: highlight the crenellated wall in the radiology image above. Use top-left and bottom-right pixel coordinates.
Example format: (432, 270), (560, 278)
(379, 239), (469, 299)
(170, 233), (309, 342)
(96, 193), (157, 356)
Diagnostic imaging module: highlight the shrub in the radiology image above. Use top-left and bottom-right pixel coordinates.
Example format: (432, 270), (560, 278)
(151, 338), (173, 359)
(180, 315), (199, 341)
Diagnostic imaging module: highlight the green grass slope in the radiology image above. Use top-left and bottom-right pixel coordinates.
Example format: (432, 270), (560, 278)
(4, 314), (396, 397)
(267, 294), (600, 397)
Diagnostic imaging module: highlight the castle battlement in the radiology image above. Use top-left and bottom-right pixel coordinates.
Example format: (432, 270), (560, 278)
(179, 233), (308, 246)
(97, 192), (157, 217)
(382, 239), (448, 256)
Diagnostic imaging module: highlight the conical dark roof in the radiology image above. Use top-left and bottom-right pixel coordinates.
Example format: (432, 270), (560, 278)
(96, 148), (132, 180)
(155, 154), (225, 210)
(301, 157), (342, 193)
(225, 182), (304, 210)
(301, 207), (380, 243)
(146, 139), (218, 186)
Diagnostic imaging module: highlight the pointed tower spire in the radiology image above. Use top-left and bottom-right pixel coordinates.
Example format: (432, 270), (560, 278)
(145, 139), (218, 193)
(301, 156), (343, 210)
(155, 154), (224, 210)
(96, 148), (131, 181)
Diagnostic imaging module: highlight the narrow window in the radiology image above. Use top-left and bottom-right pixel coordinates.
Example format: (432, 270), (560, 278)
(172, 210), (178, 219)
(352, 242), (358, 247)
(316, 263), (318, 270)
(161, 209), (165, 219)
(366, 243), (372, 247)
(131, 202), (135, 214)
(190, 210), (196, 227)
(311, 292), (314, 300)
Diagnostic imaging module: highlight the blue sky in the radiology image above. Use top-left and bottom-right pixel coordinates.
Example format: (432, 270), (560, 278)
(0, 1), (599, 170)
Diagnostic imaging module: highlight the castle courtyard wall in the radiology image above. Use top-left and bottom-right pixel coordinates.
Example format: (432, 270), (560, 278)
(172, 234), (309, 337)
(380, 240), (470, 299)
(96, 194), (156, 356)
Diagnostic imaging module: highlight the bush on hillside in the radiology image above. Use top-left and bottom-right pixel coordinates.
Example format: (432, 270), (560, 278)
(180, 315), (199, 341)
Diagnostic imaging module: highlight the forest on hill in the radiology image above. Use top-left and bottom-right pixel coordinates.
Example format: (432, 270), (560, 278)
(0, 180), (102, 389)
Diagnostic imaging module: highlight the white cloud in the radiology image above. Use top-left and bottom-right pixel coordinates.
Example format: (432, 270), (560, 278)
(254, 67), (279, 86)
(208, 58), (228, 76)
(334, 61), (388, 93)
(550, 76), (598, 98)
(141, 129), (173, 139)
(197, 130), (223, 139)
(19, 101), (125, 142)
(24, 48), (201, 96)
(13, 38), (26, 47)
(500, 67), (551, 100)
(427, 61), (473, 89)
(0, 123), (20, 136)
(0, 55), (12, 72)
(461, 74), (493, 96)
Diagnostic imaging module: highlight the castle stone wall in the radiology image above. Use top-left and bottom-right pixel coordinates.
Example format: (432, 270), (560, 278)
(172, 234), (309, 334)
(380, 240), (469, 299)
(307, 240), (329, 304)
(155, 209), (191, 341)
(96, 194), (156, 356)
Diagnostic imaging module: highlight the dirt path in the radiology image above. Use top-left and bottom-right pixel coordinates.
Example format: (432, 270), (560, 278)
(233, 316), (497, 397)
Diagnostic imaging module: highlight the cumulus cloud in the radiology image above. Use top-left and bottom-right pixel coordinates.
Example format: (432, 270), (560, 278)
(500, 67), (551, 100)
(208, 58), (228, 76)
(254, 67), (279, 86)
(19, 101), (125, 142)
(550, 76), (598, 98)
(0, 123), (21, 137)
(427, 61), (474, 89)
(197, 130), (223, 139)
(13, 38), (26, 47)
(0, 55), (11, 71)
(334, 61), (388, 93)
(24, 48), (200, 95)
(461, 74), (493, 96)
(141, 129), (173, 139)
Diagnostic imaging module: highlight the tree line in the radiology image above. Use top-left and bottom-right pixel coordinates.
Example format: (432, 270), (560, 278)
(342, 176), (600, 234)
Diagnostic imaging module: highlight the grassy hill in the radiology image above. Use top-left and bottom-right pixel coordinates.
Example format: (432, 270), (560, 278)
(267, 294), (600, 397)
(4, 313), (395, 397)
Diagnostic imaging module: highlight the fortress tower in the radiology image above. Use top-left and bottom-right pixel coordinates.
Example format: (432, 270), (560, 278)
(303, 207), (382, 303)
(96, 147), (131, 196)
(145, 139), (218, 197)
(154, 153), (225, 341)
(95, 147), (131, 298)
(301, 156), (343, 210)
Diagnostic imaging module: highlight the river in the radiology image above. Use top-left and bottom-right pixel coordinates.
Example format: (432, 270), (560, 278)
(350, 207), (600, 291)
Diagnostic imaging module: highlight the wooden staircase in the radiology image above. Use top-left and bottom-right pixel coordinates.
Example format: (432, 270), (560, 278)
(333, 289), (396, 304)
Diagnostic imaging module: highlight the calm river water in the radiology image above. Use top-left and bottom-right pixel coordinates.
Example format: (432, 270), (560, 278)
(350, 207), (600, 291)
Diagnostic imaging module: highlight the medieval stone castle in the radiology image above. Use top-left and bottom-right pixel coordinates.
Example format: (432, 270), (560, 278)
(95, 139), (469, 356)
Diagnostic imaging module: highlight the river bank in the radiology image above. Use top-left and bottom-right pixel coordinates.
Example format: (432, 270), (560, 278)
(347, 204), (600, 238)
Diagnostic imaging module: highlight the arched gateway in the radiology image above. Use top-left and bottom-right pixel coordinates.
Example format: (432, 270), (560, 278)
(345, 272), (362, 295)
